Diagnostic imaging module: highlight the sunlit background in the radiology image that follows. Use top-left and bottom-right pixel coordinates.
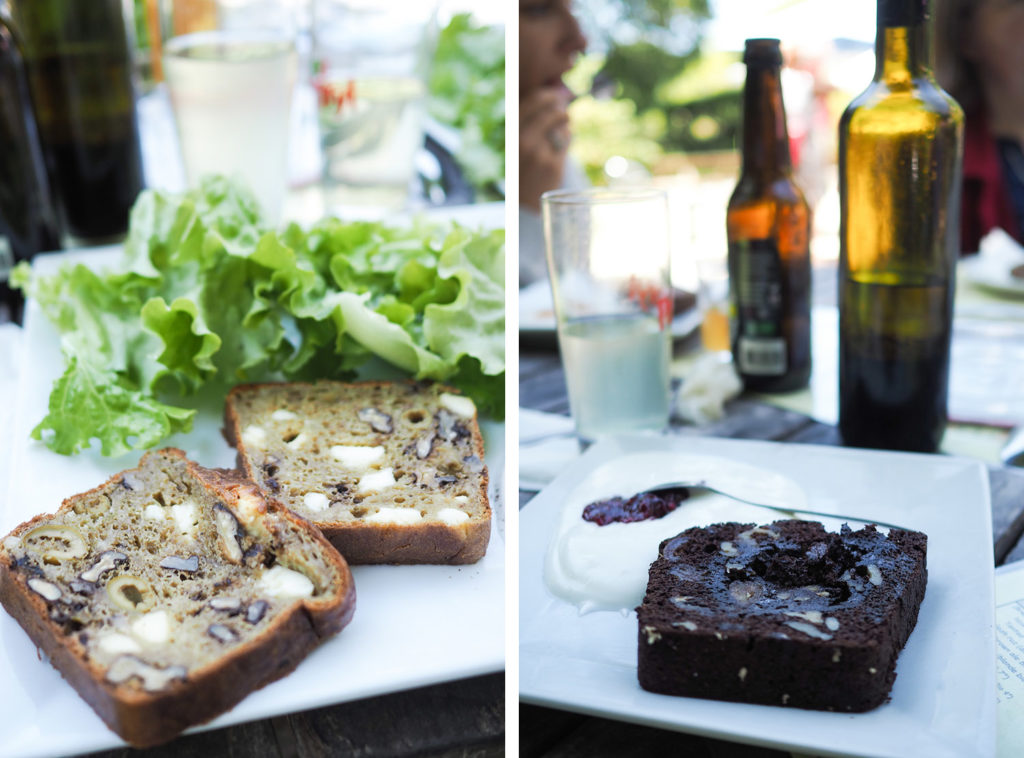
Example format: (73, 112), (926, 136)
(566, 0), (880, 288)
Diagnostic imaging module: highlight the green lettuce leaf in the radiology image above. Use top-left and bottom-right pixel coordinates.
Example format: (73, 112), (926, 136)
(16, 176), (505, 455)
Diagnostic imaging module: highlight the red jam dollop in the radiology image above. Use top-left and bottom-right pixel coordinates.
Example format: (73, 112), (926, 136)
(581, 488), (691, 526)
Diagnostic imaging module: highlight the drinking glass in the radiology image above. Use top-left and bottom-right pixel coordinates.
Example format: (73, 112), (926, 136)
(311, 0), (438, 217)
(542, 188), (674, 442)
(162, 0), (298, 224)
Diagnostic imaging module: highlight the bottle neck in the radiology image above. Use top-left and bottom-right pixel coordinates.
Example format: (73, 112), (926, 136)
(874, 0), (932, 83)
(741, 64), (791, 179)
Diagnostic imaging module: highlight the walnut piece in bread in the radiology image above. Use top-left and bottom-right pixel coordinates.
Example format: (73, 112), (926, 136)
(0, 448), (356, 747)
(224, 380), (491, 564)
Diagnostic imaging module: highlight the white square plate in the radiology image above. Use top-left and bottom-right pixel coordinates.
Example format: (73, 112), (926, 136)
(0, 248), (505, 758)
(520, 435), (995, 758)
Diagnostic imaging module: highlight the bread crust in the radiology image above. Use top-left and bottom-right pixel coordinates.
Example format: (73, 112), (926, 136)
(0, 448), (356, 747)
(224, 380), (491, 565)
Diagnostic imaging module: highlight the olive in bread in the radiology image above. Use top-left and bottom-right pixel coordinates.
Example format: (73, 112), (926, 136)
(0, 448), (356, 748)
(224, 380), (491, 564)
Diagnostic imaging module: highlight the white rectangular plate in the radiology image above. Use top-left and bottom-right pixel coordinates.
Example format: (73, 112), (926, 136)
(520, 435), (995, 758)
(0, 247), (505, 758)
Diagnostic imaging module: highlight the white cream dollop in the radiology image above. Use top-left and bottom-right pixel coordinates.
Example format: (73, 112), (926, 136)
(542, 452), (807, 614)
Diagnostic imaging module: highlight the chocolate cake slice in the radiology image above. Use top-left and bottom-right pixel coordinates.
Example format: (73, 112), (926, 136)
(636, 520), (927, 712)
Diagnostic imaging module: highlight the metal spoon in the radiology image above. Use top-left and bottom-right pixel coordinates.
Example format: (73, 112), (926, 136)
(642, 480), (911, 531)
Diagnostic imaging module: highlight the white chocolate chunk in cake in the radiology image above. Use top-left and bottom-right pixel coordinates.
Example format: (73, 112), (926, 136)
(437, 508), (470, 526)
(366, 508), (423, 525)
(357, 468), (396, 493)
(132, 610), (171, 645)
(256, 565), (314, 598)
(303, 492), (329, 511)
(241, 425), (267, 448)
(440, 393), (476, 418)
(329, 445), (385, 471)
(170, 502), (198, 539)
(99, 633), (143, 656)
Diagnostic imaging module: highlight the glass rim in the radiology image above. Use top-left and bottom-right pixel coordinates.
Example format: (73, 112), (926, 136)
(541, 187), (668, 207)
(164, 28), (296, 56)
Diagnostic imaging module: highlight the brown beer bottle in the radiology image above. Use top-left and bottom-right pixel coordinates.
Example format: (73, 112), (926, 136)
(838, 0), (963, 453)
(726, 38), (811, 393)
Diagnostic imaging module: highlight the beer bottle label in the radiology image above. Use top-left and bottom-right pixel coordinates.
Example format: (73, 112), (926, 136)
(730, 238), (787, 376)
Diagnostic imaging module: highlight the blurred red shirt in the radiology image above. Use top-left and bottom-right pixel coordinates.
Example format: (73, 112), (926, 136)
(962, 110), (1023, 254)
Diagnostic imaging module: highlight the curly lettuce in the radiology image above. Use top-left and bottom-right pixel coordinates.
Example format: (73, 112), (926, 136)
(14, 177), (505, 456)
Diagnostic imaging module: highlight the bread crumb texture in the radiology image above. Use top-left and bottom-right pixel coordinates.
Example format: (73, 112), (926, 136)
(1, 450), (342, 693)
(228, 382), (489, 526)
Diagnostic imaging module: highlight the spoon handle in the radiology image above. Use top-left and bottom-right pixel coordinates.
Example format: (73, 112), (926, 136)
(648, 483), (911, 531)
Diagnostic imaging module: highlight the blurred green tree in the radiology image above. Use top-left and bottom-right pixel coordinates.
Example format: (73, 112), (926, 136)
(567, 0), (729, 179)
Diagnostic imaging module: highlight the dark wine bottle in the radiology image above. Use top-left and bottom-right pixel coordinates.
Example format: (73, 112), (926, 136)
(726, 38), (812, 393)
(0, 13), (60, 323)
(838, 0), (964, 453)
(9, 0), (145, 244)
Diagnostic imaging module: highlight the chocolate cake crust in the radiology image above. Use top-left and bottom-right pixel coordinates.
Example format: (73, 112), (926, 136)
(636, 520), (927, 712)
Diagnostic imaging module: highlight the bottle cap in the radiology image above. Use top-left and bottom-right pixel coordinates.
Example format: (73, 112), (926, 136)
(879, 0), (928, 27)
(743, 39), (782, 67)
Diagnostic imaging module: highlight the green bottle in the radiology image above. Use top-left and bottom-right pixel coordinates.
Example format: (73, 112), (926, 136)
(9, 0), (145, 243)
(838, 0), (964, 452)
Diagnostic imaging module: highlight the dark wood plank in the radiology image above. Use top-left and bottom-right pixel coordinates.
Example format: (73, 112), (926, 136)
(284, 673), (503, 758)
(83, 717), (283, 758)
(519, 705), (588, 758)
(81, 674), (502, 758)
(993, 466), (1024, 565)
(519, 707), (786, 758)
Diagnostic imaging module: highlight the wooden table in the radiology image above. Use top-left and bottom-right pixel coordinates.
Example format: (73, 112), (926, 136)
(81, 673), (504, 758)
(519, 346), (1024, 758)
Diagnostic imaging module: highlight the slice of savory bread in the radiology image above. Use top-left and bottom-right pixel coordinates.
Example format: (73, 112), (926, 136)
(0, 448), (356, 747)
(224, 381), (491, 564)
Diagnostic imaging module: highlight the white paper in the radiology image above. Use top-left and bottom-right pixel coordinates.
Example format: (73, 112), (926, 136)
(995, 561), (1024, 756)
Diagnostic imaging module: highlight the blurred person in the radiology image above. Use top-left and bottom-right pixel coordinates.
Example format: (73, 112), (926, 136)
(519, 0), (587, 285)
(936, 0), (1024, 253)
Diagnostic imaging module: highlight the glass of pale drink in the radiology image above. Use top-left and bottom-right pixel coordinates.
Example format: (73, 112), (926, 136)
(542, 188), (674, 443)
(161, 1), (298, 224)
(311, 0), (438, 218)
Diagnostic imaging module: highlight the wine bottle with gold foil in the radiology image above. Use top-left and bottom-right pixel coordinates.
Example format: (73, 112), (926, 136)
(838, 0), (963, 453)
(726, 38), (811, 393)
